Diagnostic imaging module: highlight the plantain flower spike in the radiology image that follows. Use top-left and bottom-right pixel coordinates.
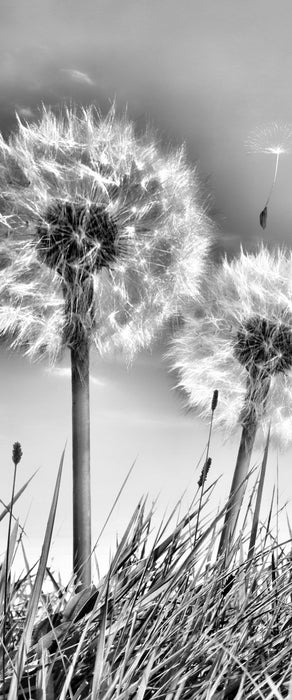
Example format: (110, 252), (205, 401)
(197, 457), (212, 489)
(211, 389), (218, 413)
(169, 246), (292, 448)
(0, 105), (213, 363)
(12, 441), (22, 466)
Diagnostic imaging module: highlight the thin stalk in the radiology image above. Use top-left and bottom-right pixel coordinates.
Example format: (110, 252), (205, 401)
(2, 444), (22, 699)
(217, 413), (258, 561)
(71, 336), (91, 589)
(276, 453), (279, 570)
(193, 392), (217, 546)
(193, 464), (210, 549)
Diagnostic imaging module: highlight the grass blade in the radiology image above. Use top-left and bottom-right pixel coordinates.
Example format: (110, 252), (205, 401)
(7, 446), (65, 698)
(91, 575), (110, 699)
(247, 424), (271, 562)
(135, 649), (156, 700)
(0, 470), (39, 523)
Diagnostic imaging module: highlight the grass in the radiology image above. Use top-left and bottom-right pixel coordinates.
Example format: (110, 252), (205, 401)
(1, 446), (292, 698)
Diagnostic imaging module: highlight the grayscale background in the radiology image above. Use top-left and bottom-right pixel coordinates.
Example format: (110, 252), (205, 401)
(0, 0), (290, 579)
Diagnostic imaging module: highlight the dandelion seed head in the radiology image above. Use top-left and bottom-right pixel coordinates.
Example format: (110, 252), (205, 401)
(0, 105), (213, 362)
(169, 246), (292, 449)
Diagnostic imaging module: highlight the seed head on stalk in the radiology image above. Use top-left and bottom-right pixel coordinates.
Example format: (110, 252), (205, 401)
(169, 247), (292, 557)
(0, 105), (213, 587)
(0, 105), (213, 362)
(169, 246), (292, 448)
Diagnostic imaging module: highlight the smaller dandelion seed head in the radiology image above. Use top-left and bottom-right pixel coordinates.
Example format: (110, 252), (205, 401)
(234, 316), (292, 378)
(168, 247), (292, 449)
(12, 441), (22, 466)
(35, 200), (119, 283)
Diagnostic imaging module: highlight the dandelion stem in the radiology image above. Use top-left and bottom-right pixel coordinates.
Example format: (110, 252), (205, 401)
(71, 337), (91, 589)
(217, 414), (258, 561)
(247, 422), (271, 564)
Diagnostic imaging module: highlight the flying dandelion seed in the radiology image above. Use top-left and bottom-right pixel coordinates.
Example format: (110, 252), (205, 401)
(246, 122), (292, 229)
(0, 105), (213, 587)
(169, 246), (292, 555)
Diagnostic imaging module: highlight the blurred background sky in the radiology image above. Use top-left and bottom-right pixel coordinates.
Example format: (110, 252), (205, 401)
(1, 0), (292, 582)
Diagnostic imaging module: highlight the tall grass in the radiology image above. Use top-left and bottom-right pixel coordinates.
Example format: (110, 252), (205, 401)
(1, 446), (292, 698)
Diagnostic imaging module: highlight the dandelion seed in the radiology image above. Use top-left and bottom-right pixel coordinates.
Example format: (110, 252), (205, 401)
(259, 205), (268, 230)
(246, 122), (292, 229)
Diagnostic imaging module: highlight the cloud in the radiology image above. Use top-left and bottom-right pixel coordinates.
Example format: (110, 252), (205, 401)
(59, 68), (95, 86)
(46, 367), (70, 380)
(46, 366), (105, 386)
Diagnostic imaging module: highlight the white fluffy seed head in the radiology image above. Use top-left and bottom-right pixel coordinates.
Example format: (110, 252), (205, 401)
(0, 105), (214, 362)
(169, 246), (292, 449)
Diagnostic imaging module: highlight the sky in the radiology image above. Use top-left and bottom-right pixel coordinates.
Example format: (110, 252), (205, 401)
(1, 0), (292, 582)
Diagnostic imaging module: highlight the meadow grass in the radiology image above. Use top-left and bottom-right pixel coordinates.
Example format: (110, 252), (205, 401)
(1, 447), (292, 699)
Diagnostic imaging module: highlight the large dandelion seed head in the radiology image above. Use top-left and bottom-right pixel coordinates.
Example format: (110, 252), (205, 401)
(0, 105), (213, 361)
(169, 246), (292, 448)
